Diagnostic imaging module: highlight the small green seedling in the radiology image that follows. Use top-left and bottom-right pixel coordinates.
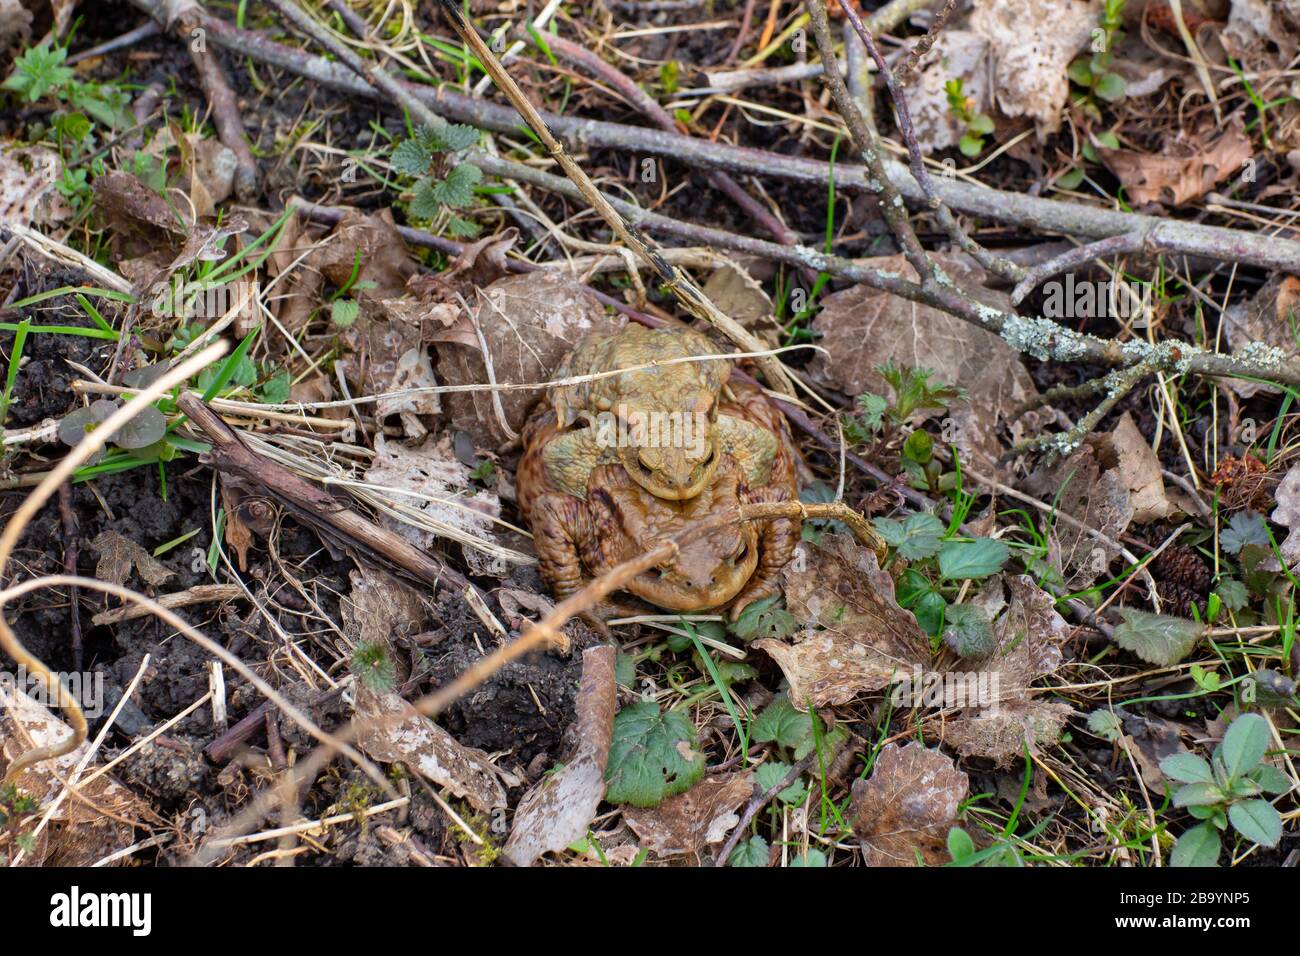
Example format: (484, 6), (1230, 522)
(944, 79), (995, 158)
(1068, 0), (1127, 117)
(1160, 712), (1291, 866)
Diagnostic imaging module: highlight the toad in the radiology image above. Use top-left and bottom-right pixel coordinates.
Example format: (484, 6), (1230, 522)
(518, 326), (802, 618)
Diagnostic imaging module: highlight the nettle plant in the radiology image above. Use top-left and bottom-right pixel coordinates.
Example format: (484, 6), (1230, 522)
(389, 123), (483, 237)
(944, 79), (995, 158)
(844, 361), (965, 492)
(1160, 713), (1290, 866)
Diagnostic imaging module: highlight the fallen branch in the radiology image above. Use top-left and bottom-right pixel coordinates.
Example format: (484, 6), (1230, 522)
(176, 393), (472, 595)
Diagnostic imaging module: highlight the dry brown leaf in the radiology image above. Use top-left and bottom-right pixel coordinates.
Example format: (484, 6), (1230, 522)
(363, 433), (512, 576)
(623, 771), (754, 861)
(504, 645), (617, 866)
(700, 262), (779, 340)
(1, 684), (150, 866)
(0, 0), (32, 52)
(1271, 462), (1300, 568)
(315, 208), (417, 299)
(0, 144), (70, 227)
(755, 533), (928, 709)
(1024, 441), (1134, 588)
(968, 0), (1097, 136)
(850, 741), (968, 866)
(435, 271), (624, 447)
(811, 255), (1043, 466)
(91, 530), (174, 588)
(1099, 412), (1171, 524)
(342, 567), (435, 649)
(906, 30), (993, 154)
(1100, 121), (1254, 206)
(926, 576), (1074, 765)
(1123, 712), (1191, 790)
(356, 686), (519, 814)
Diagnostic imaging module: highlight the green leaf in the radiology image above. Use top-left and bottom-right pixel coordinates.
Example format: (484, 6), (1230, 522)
(258, 370), (291, 405)
(391, 138), (432, 177)
(1160, 752), (1215, 785)
(1093, 129), (1121, 149)
(1250, 764), (1292, 795)
(3, 43), (74, 102)
(942, 603), (995, 657)
(1112, 608), (1204, 666)
(1087, 709), (1123, 743)
(1221, 511), (1270, 555)
(789, 848), (827, 867)
(855, 392), (888, 431)
(434, 123), (480, 152)
(1170, 823), (1220, 867)
(874, 511), (945, 560)
(915, 591), (948, 636)
(409, 180), (442, 219)
(967, 113), (995, 136)
(615, 652), (636, 688)
(957, 133), (983, 158)
(728, 835), (768, 867)
(1228, 799), (1282, 847)
(1215, 578), (1249, 613)
(1220, 713), (1271, 780)
(1173, 782), (1224, 808)
(1055, 167), (1085, 190)
(751, 695), (812, 750)
(903, 427), (934, 465)
(114, 406), (167, 449)
(1067, 57), (1095, 87)
(331, 299), (360, 328)
(755, 761), (807, 805)
(430, 163), (483, 209)
(938, 538), (1009, 580)
(730, 594), (797, 642)
(947, 827), (975, 862)
(605, 701), (705, 807)
(1093, 71), (1127, 102)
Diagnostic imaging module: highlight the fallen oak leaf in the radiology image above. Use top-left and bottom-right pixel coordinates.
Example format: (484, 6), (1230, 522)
(91, 530), (174, 589)
(1100, 119), (1253, 207)
(850, 741), (969, 867)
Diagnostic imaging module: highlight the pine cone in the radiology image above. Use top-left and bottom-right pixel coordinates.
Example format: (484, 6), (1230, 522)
(1156, 581), (1205, 621)
(1152, 544), (1212, 593)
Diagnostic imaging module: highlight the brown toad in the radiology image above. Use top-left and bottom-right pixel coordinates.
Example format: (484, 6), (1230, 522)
(518, 326), (802, 618)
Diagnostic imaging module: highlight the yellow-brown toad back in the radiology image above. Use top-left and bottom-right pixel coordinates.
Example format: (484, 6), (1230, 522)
(518, 325), (802, 617)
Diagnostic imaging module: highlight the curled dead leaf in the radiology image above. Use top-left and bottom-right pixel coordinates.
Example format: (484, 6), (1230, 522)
(755, 533), (929, 709)
(623, 771), (754, 861)
(1100, 120), (1254, 207)
(91, 530), (174, 588)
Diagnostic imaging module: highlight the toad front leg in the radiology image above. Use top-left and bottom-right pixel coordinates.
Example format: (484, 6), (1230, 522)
(729, 485), (800, 620)
(531, 491), (595, 603)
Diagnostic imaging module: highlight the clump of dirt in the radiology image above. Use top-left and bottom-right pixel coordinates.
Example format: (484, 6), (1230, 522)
(0, 264), (116, 427)
(422, 592), (599, 768)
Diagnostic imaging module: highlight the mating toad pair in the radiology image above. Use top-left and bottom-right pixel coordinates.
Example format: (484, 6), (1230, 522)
(518, 325), (802, 620)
